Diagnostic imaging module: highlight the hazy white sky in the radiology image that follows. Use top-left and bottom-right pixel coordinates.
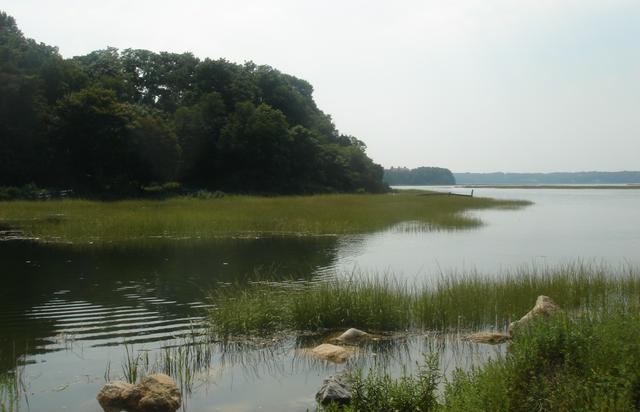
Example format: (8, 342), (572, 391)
(4, 0), (640, 172)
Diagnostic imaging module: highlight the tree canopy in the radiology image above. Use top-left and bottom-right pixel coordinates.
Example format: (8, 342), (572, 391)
(384, 167), (456, 185)
(0, 11), (387, 195)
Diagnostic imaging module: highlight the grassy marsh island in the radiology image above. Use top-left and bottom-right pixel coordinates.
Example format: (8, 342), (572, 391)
(0, 191), (529, 245)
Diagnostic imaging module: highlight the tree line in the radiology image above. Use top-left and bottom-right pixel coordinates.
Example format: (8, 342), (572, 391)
(0, 12), (387, 196)
(384, 167), (455, 185)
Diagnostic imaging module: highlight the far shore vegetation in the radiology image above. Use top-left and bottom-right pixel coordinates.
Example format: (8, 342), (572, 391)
(459, 184), (640, 189)
(0, 191), (529, 245)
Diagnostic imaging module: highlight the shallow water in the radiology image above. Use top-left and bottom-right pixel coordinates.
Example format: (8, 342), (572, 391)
(1, 187), (639, 411)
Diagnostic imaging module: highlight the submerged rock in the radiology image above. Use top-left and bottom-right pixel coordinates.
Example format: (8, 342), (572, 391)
(508, 295), (560, 336)
(316, 373), (352, 406)
(97, 373), (181, 412)
(335, 328), (369, 342)
(465, 331), (511, 344)
(311, 343), (353, 363)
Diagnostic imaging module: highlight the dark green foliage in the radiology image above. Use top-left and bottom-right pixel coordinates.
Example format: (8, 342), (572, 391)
(0, 12), (386, 194)
(442, 311), (640, 412)
(384, 167), (456, 185)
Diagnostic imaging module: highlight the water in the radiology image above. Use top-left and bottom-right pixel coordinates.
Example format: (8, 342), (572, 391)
(1, 187), (639, 411)
(333, 186), (640, 279)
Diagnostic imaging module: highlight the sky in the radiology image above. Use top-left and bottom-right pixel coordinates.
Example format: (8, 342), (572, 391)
(4, 0), (640, 172)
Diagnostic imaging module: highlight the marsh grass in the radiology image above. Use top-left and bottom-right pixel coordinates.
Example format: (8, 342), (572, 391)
(209, 264), (640, 336)
(319, 310), (640, 411)
(121, 344), (149, 384)
(209, 276), (414, 335)
(111, 335), (214, 396)
(0, 192), (528, 245)
(322, 354), (441, 412)
(441, 310), (640, 411)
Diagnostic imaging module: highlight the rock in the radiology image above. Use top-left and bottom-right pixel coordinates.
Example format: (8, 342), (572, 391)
(97, 381), (140, 412)
(97, 374), (181, 412)
(465, 331), (511, 344)
(311, 343), (353, 363)
(508, 295), (560, 336)
(316, 373), (352, 406)
(335, 328), (369, 342)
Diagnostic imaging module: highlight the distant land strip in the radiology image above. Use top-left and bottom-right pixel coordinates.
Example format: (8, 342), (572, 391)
(454, 171), (640, 185)
(459, 184), (640, 189)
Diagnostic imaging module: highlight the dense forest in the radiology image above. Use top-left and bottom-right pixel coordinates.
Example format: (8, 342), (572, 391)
(0, 12), (387, 196)
(455, 171), (640, 185)
(384, 167), (455, 185)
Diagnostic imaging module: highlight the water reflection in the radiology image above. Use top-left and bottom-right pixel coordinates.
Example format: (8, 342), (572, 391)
(0, 236), (340, 374)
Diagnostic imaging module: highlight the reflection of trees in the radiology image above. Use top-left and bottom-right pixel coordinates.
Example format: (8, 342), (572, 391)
(0, 237), (339, 373)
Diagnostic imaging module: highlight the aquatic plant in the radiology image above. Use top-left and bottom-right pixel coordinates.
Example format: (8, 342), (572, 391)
(0, 368), (24, 412)
(121, 345), (149, 384)
(110, 334), (214, 396)
(321, 354), (441, 412)
(209, 263), (640, 335)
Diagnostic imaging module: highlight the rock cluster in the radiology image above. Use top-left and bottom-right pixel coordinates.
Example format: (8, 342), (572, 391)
(308, 327), (370, 363)
(97, 373), (181, 412)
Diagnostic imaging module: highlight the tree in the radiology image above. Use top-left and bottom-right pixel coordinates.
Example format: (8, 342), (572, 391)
(50, 87), (136, 191)
(174, 92), (227, 184)
(0, 12), (389, 195)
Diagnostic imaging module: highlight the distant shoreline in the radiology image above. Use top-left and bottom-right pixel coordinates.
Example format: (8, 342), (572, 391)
(458, 184), (640, 189)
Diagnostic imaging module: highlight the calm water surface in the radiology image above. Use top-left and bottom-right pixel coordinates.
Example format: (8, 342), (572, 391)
(1, 188), (639, 411)
(332, 186), (640, 279)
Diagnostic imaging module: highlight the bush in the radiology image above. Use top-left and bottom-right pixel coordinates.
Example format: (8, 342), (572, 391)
(442, 311), (640, 412)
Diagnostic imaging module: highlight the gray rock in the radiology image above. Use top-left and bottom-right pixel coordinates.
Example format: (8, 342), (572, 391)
(316, 373), (352, 406)
(508, 295), (560, 336)
(335, 328), (369, 342)
(97, 373), (181, 412)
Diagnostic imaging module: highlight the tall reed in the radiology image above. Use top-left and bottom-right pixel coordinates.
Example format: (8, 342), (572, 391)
(208, 263), (640, 336)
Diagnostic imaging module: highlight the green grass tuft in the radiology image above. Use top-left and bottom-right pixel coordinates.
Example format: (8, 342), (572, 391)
(209, 264), (640, 336)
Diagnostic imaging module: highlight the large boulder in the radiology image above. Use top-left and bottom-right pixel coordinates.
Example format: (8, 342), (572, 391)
(311, 343), (353, 363)
(508, 295), (560, 336)
(316, 373), (352, 406)
(465, 331), (511, 344)
(335, 328), (369, 343)
(97, 373), (181, 412)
